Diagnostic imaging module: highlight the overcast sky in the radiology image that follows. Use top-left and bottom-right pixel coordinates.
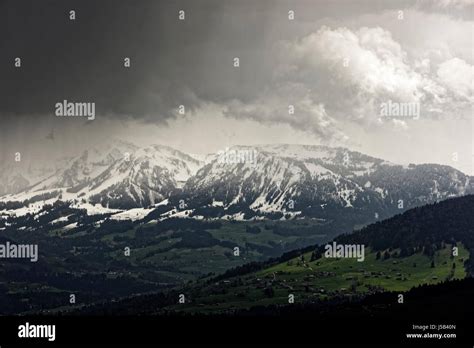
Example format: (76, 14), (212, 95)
(0, 0), (473, 174)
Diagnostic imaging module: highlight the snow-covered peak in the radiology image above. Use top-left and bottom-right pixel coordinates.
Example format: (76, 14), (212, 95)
(1, 143), (473, 222)
(256, 144), (338, 161)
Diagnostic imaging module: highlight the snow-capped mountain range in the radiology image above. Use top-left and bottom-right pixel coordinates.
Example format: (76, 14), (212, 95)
(180, 144), (473, 221)
(1, 142), (472, 223)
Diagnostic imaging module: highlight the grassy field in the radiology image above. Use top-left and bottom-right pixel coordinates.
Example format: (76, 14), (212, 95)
(2, 218), (350, 314)
(170, 244), (469, 313)
(98, 219), (340, 283)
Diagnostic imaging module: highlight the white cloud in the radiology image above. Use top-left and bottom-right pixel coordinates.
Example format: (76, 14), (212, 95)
(225, 83), (348, 144)
(437, 58), (474, 101)
(283, 26), (427, 103)
(223, 21), (472, 169)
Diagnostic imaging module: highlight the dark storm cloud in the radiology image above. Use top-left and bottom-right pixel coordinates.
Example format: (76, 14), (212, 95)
(0, 0), (279, 123)
(1, 0), (418, 125)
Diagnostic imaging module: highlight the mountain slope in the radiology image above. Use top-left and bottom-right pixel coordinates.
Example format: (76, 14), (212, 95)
(0, 142), (204, 210)
(179, 144), (473, 220)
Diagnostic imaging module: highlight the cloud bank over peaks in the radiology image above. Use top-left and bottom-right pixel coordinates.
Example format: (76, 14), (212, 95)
(224, 24), (472, 142)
